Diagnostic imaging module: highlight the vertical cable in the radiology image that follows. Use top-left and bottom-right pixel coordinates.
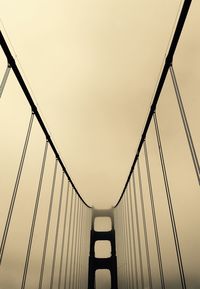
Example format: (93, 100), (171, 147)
(115, 208), (123, 289)
(49, 171), (65, 289)
(153, 112), (187, 289)
(77, 204), (83, 289)
(122, 197), (131, 289)
(63, 189), (74, 289)
(58, 180), (70, 289)
(63, 190), (75, 289)
(124, 198), (131, 289)
(0, 63), (11, 98)
(144, 141), (165, 289)
(122, 197), (129, 289)
(137, 159), (153, 289)
(77, 202), (84, 288)
(132, 172), (144, 289)
(38, 158), (58, 289)
(76, 203), (84, 289)
(120, 202), (128, 289)
(21, 140), (48, 289)
(68, 196), (78, 289)
(71, 199), (80, 289)
(124, 191), (135, 289)
(128, 182), (139, 289)
(87, 209), (92, 288)
(80, 206), (87, 289)
(75, 203), (82, 289)
(170, 65), (200, 184)
(0, 111), (34, 264)
(114, 210), (119, 287)
(119, 206), (127, 289)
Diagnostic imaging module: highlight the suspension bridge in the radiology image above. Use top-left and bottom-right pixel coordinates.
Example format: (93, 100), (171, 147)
(0, 0), (199, 288)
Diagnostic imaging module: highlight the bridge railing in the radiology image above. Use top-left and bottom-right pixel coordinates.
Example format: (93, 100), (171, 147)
(114, 1), (199, 289)
(0, 30), (91, 289)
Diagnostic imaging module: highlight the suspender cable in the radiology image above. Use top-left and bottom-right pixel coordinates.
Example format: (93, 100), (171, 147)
(71, 200), (80, 289)
(114, 210), (120, 288)
(132, 172), (144, 289)
(0, 111), (34, 264)
(137, 159), (153, 289)
(116, 206), (124, 288)
(58, 180), (70, 289)
(72, 200), (81, 289)
(21, 140), (48, 289)
(126, 195), (133, 289)
(128, 183), (139, 289)
(78, 204), (84, 289)
(115, 209), (121, 288)
(153, 112), (187, 289)
(116, 207), (125, 289)
(64, 190), (75, 289)
(68, 196), (78, 289)
(123, 195), (132, 289)
(87, 209), (92, 288)
(38, 158), (58, 289)
(79, 206), (84, 289)
(121, 202), (129, 289)
(0, 63), (11, 98)
(170, 65), (200, 185)
(76, 203), (83, 289)
(49, 171), (65, 289)
(81, 207), (88, 289)
(77, 205), (83, 289)
(144, 141), (165, 289)
(125, 191), (135, 289)
(63, 188), (74, 289)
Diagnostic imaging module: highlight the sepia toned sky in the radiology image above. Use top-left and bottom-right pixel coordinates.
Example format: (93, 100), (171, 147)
(0, 0), (191, 208)
(0, 0), (200, 288)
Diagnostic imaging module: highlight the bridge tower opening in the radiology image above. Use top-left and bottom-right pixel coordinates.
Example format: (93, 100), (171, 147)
(88, 208), (118, 289)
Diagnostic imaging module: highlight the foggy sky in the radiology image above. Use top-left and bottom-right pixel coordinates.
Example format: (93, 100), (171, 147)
(0, 0), (200, 288)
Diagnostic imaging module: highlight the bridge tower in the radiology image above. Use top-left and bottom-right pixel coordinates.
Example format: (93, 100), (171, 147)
(88, 208), (118, 289)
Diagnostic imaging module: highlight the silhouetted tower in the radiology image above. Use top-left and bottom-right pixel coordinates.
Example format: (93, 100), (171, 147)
(88, 208), (118, 289)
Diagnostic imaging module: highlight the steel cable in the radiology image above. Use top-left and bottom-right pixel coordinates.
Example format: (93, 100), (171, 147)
(144, 141), (165, 289)
(58, 180), (70, 289)
(63, 188), (74, 289)
(132, 172), (144, 289)
(0, 112), (34, 264)
(137, 159), (153, 289)
(128, 182), (139, 289)
(64, 191), (76, 289)
(68, 196), (78, 289)
(153, 112), (187, 289)
(21, 140), (48, 289)
(125, 191), (135, 289)
(49, 171), (65, 289)
(38, 158), (58, 289)
(0, 63), (11, 98)
(170, 64), (200, 185)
